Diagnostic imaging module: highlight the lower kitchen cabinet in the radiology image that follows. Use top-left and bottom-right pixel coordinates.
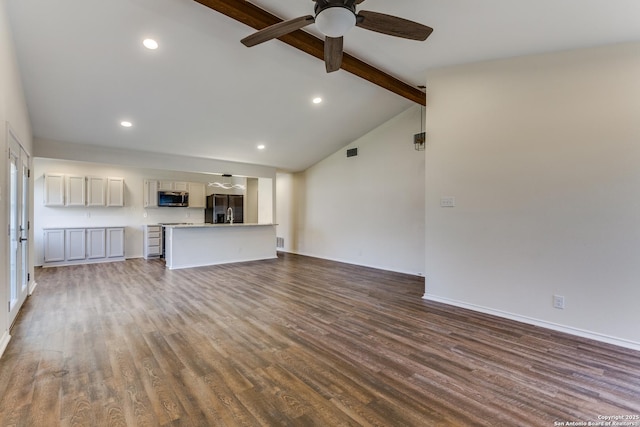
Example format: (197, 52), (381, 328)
(143, 225), (162, 259)
(65, 228), (87, 260)
(87, 228), (107, 259)
(107, 228), (125, 258)
(43, 229), (65, 262)
(43, 227), (125, 267)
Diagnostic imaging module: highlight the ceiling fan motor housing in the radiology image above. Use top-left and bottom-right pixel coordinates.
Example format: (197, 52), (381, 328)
(314, 0), (357, 37)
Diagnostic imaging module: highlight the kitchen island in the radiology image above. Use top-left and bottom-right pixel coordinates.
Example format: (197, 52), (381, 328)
(162, 223), (277, 270)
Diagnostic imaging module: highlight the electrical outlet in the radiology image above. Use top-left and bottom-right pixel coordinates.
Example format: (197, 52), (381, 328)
(553, 295), (565, 310)
(440, 196), (456, 207)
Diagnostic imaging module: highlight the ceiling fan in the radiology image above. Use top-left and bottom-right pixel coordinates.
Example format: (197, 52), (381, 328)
(241, 0), (433, 73)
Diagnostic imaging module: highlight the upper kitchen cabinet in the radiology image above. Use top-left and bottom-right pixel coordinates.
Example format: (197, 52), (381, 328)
(146, 179), (206, 208)
(174, 181), (188, 191)
(159, 181), (187, 191)
(65, 175), (86, 206)
(44, 173), (65, 206)
(143, 179), (159, 208)
(86, 176), (106, 206)
(158, 181), (173, 191)
(188, 182), (206, 208)
(43, 173), (124, 207)
(106, 177), (125, 207)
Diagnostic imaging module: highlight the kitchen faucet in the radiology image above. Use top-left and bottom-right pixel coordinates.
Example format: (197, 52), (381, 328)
(226, 207), (234, 224)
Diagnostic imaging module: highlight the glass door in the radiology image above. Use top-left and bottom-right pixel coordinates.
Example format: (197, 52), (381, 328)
(7, 128), (29, 327)
(20, 146), (29, 297)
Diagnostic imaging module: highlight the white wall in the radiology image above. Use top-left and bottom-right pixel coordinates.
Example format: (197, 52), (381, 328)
(245, 178), (258, 224)
(257, 177), (273, 224)
(423, 42), (640, 349)
(0, 0), (34, 353)
(277, 106), (426, 276)
(275, 172), (296, 251)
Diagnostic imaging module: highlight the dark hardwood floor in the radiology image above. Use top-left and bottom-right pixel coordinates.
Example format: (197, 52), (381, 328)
(1, 253), (639, 426)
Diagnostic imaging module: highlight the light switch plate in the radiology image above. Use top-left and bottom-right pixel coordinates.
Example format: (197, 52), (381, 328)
(553, 295), (565, 309)
(440, 196), (456, 207)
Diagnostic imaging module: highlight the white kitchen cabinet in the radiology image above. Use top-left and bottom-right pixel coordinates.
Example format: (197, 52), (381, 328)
(174, 181), (188, 191)
(44, 174), (124, 208)
(87, 228), (106, 259)
(151, 180), (205, 208)
(65, 175), (86, 206)
(143, 179), (158, 208)
(43, 227), (125, 267)
(187, 182), (206, 208)
(43, 229), (65, 262)
(143, 225), (162, 259)
(44, 173), (65, 206)
(106, 177), (125, 207)
(65, 229), (86, 260)
(86, 176), (106, 206)
(106, 228), (125, 258)
(158, 181), (173, 191)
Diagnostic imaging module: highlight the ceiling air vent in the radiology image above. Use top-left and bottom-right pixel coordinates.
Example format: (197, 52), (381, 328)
(346, 148), (358, 158)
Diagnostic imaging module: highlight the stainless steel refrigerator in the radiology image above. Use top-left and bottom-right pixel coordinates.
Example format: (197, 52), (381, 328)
(205, 194), (243, 224)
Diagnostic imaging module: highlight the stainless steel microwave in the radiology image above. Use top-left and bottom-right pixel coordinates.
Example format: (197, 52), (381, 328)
(158, 191), (189, 207)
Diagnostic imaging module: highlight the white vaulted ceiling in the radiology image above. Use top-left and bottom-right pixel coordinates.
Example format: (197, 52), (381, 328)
(7, 0), (640, 171)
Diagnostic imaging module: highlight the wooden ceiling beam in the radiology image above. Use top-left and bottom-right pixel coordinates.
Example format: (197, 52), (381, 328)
(193, 0), (426, 106)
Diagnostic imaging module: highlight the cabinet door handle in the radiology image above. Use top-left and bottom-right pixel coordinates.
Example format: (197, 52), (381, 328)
(20, 237), (28, 242)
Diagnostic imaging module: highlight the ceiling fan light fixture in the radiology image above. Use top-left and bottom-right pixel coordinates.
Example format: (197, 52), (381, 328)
(315, 6), (356, 37)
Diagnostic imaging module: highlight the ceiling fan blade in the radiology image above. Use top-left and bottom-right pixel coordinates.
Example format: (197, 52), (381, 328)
(356, 11), (433, 41)
(241, 15), (315, 47)
(324, 36), (343, 73)
(313, 0), (366, 3)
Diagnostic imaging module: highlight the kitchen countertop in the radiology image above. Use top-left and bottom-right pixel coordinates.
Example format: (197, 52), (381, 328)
(43, 226), (126, 229)
(160, 223), (276, 228)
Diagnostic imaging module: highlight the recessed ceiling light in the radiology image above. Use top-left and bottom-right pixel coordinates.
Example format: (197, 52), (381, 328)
(312, 97), (322, 104)
(257, 144), (266, 150)
(120, 121), (132, 128)
(143, 38), (158, 50)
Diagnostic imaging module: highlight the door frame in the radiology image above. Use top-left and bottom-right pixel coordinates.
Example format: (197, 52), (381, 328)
(6, 123), (31, 328)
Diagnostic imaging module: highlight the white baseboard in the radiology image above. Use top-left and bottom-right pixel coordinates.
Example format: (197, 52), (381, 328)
(282, 249), (425, 278)
(42, 257), (125, 268)
(28, 280), (38, 296)
(0, 331), (11, 359)
(422, 294), (640, 352)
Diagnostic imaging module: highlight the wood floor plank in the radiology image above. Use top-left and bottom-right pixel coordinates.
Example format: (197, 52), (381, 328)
(1, 253), (639, 425)
(0, 352), (39, 421)
(27, 350), (64, 425)
(107, 342), (160, 426)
